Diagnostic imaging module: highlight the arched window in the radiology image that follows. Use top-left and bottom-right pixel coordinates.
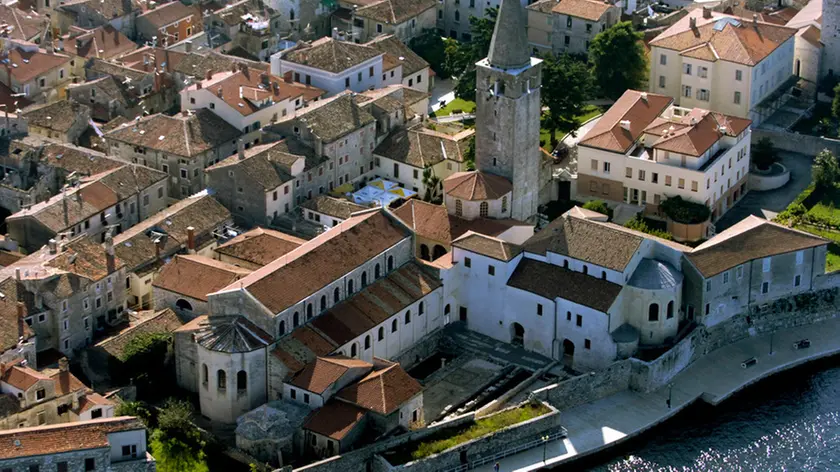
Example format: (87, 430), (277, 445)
(405, 310), (411, 324)
(364, 335), (371, 349)
(237, 370), (247, 391)
(375, 263), (381, 279)
(361, 271), (368, 287)
(334, 287), (340, 304)
(202, 364), (208, 385)
(289, 9), (295, 20)
(480, 201), (489, 218)
(387, 255), (394, 271)
(293, 312), (300, 327)
(454, 10), (460, 21)
(563, 260), (569, 269)
(176, 299), (193, 312)
(348, 279), (355, 294)
(582, 265), (588, 275)
(217, 370), (226, 390)
(444, 304), (451, 315)
(455, 199), (463, 217)
(306, 304), (313, 319)
(601, 271), (607, 280)
(320, 295), (326, 312)
(350, 343), (358, 357)
(648, 303), (659, 321)
(419, 302), (424, 315)
(667, 301), (674, 319)
(278, 320), (286, 336)
(391, 319), (398, 333)
(502, 196), (508, 213)
(420, 244), (430, 261)
(378, 326), (385, 341)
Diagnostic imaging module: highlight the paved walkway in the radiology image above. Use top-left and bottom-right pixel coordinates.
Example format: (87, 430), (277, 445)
(474, 316), (840, 472)
(448, 324), (553, 372)
(560, 116), (601, 148)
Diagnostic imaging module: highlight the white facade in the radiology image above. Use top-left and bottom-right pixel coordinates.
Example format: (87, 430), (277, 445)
(197, 343), (267, 424)
(271, 53), (385, 97)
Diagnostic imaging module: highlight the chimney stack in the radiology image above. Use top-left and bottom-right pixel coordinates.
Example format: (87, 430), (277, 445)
(105, 233), (115, 274)
(702, 7), (711, 19)
(205, 70), (213, 81)
(58, 357), (69, 373)
(283, 71), (293, 83)
(187, 226), (195, 252)
(16, 302), (24, 339)
(185, 40), (192, 53)
(48, 239), (57, 254)
(620, 120), (631, 131)
(260, 73), (269, 86)
(753, 13), (758, 25)
(155, 238), (162, 260)
(689, 17), (697, 29)
(237, 139), (245, 160)
(15, 268), (20, 281)
(640, 92), (648, 102)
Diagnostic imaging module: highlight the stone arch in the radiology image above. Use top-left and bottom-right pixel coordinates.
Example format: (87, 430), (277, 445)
(510, 322), (524, 347)
(217, 370), (226, 390)
(387, 255), (394, 271)
(420, 244), (431, 261)
(176, 299), (193, 312)
(432, 245), (447, 260)
(334, 287), (340, 304)
(562, 339), (575, 368)
(278, 320), (286, 336)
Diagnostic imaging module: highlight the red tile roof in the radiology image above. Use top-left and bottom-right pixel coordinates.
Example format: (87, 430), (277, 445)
(443, 171), (512, 201)
(336, 363), (420, 415)
(579, 90), (673, 153)
(289, 356), (372, 394)
(0, 417), (144, 460)
(153, 255), (251, 301)
(302, 401), (366, 440)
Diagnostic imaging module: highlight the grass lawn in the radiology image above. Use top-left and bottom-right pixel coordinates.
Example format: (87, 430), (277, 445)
(385, 403), (550, 465)
(795, 224), (840, 272)
(541, 105), (605, 148)
(806, 185), (840, 226)
(432, 98), (476, 117)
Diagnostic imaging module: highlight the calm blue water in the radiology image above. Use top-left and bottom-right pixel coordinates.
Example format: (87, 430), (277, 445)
(564, 356), (840, 472)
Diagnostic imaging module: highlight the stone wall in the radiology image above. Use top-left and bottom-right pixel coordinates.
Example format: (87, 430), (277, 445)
(531, 360), (632, 411)
(389, 327), (449, 372)
(752, 128), (840, 156)
(630, 286), (840, 392)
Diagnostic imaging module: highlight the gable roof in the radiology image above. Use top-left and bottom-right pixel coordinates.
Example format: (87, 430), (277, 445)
(300, 195), (367, 220)
(271, 325), (337, 374)
(452, 231), (522, 261)
(0, 417), (144, 460)
(0, 5), (47, 42)
(1, 364), (50, 391)
(374, 126), (471, 168)
(34, 141), (124, 177)
(289, 356), (372, 394)
(393, 199), (529, 246)
(95, 308), (183, 359)
(206, 141), (300, 191)
(648, 109), (751, 157)
(355, 0), (437, 24)
(443, 171), (512, 201)
(104, 109), (241, 158)
(232, 210), (410, 315)
(153, 255), (251, 302)
(302, 401), (366, 440)
(21, 100), (88, 134)
(579, 90), (673, 153)
(195, 69), (324, 117)
(214, 227), (305, 267)
(283, 38), (382, 74)
(507, 257), (622, 312)
(44, 237), (124, 282)
(6, 47), (73, 83)
(336, 363), (421, 415)
(0, 278), (37, 353)
(138, 1), (200, 28)
(365, 34), (429, 76)
(650, 11), (797, 66)
(686, 215), (828, 277)
(294, 92), (376, 143)
(59, 24), (137, 59)
(550, 0), (613, 21)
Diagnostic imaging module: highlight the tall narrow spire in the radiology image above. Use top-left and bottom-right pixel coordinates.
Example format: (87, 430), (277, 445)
(487, 0), (531, 70)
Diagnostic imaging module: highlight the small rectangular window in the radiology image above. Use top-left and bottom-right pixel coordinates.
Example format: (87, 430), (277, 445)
(488, 265), (495, 276)
(794, 274), (801, 287)
(537, 304), (543, 316)
(763, 257), (771, 273)
(576, 315), (582, 327)
(464, 257), (471, 268)
(762, 281), (770, 294)
(796, 251), (804, 265)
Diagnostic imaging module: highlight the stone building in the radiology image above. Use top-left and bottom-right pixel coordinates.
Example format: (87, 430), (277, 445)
(103, 110), (242, 199)
(21, 100), (91, 145)
(526, 0), (620, 57)
(213, 227), (305, 270)
(152, 255), (251, 318)
(0, 416), (155, 472)
(0, 277), (37, 368)
(205, 0), (285, 62)
(331, 0), (438, 43)
(0, 43), (80, 105)
(366, 35), (433, 93)
(67, 76), (142, 123)
(52, 0), (140, 37)
(135, 1), (203, 47)
(0, 5), (48, 44)
(300, 195), (366, 228)
(56, 24), (138, 62)
(6, 163), (168, 253)
(113, 193), (233, 311)
(786, 0), (840, 84)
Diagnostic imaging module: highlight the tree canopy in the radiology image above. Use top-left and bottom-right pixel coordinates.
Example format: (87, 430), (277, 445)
(540, 54), (592, 143)
(813, 149), (840, 190)
(588, 22), (647, 100)
(446, 8), (498, 101)
(751, 137), (780, 171)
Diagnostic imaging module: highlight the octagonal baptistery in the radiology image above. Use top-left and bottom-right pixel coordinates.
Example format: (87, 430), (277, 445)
(623, 258), (683, 347)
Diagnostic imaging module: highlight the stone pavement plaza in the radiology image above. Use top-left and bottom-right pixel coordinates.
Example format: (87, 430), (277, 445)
(475, 315), (840, 472)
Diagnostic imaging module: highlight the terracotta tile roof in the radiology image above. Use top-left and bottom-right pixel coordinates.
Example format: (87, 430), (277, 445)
(21, 100), (88, 134)
(443, 171), (512, 201)
(336, 363), (420, 415)
(527, 0), (555, 14)
(524, 212), (643, 271)
(293, 92), (376, 143)
(310, 262), (441, 345)
(650, 109), (751, 157)
(237, 210), (409, 314)
(76, 392), (112, 413)
(50, 370), (87, 396)
(193, 315), (273, 353)
(138, 1), (201, 28)
(284, 38), (382, 74)
(45, 237), (124, 281)
(374, 126), (471, 168)
(37, 142), (124, 177)
(153, 255), (251, 301)
(0, 80), (32, 110)
(551, 0), (613, 21)
(289, 356), (372, 394)
(650, 12), (797, 66)
(365, 35), (429, 76)
(302, 401), (366, 440)
(0, 251), (24, 268)
(392, 199), (529, 245)
(59, 25), (137, 59)
(86, 59), (147, 83)
(300, 196), (367, 220)
(508, 257), (622, 312)
(1, 364), (50, 391)
(172, 50), (266, 77)
(116, 46), (187, 75)
(271, 326), (338, 374)
(113, 194), (231, 271)
(797, 24), (821, 48)
(785, 0), (820, 30)
(452, 231), (522, 262)
(0, 416), (145, 460)
(6, 47), (73, 83)
(195, 69), (324, 118)
(206, 141), (298, 190)
(579, 90), (673, 153)
(0, 5), (46, 42)
(0, 278), (37, 352)
(724, 5), (799, 26)
(95, 308), (183, 359)
(57, 0), (140, 21)
(357, 85), (429, 117)
(355, 0), (437, 24)
(214, 228), (305, 267)
(686, 216), (828, 277)
(104, 109), (242, 158)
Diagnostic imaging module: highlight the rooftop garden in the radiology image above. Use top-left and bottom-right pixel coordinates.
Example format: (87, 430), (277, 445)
(383, 402), (550, 466)
(661, 196), (711, 225)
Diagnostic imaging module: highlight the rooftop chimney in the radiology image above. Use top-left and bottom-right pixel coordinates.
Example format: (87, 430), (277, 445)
(689, 17), (697, 29)
(231, 63), (238, 73)
(186, 226), (195, 252)
(753, 13), (758, 25)
(182, 110), (189, 117)
(640, 92), (648, 102)
(58, 357), (69, 373)
(237, 138), (245, 160)
(260, 72), (269, 86)
(185, 40), (192, 53)
(217, 87), (223, 98)
(48, 238), (57, 254)
(620, 120), (631, 131)
(283, 71), (293, 83)
(155, 238), (162, 260)
(104, 232), (115, 274)
(15, 268), (20, 281)
(702, 7), (711, 19)
(205, 70), (213, 81)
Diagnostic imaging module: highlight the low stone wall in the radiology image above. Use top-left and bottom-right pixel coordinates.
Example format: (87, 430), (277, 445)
(753, 128), (840, 156)
(630, 287), (840, 392)
(749, 165), (790, 191)
(391, 327), (450, 372)
(531, 360), (632, 411)
(475, 362), (558, 417)
(667, 218), (707, 242)
(388, 402), (561, 472)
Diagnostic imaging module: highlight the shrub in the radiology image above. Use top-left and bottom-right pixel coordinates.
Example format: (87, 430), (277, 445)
(660, 196), (711, 224)
(115, 401), (155, 427)
(582, 200), (612, 219)
(813, 149), (840, 190)
(624, 215), (674, 240)
(751, 137), (779, 171)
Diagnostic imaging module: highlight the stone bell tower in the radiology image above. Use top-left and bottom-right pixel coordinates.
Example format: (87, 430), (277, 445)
(823, 0), (840, 77)
(474, 0), (543, 222)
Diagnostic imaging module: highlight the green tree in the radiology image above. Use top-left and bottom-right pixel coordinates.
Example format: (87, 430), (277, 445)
(410, 29), (448, 79)
(117, 332), (172, 398)
(541, 54), (592, 144)
(751, 137), (780, 171)
(588, 22), (647, 100)
(833, 83), (840, 119)
(813, 149), (840, 190)
(149, 399), (208, 472)
(462, 135), (476, 171)
(581, 200), (611, 219)
(422, 168), (443, 204)
(447, 8), (498, 101)
(624, 214), (674, 240)
(115, 401), (154, 427)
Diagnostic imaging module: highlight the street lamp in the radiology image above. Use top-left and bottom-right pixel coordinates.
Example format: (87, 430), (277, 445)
(542, 435), (550, 465)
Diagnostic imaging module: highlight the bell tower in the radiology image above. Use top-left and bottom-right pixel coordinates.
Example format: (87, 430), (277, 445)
(823, 0), (840, 77)
(474, 0), (543, 222)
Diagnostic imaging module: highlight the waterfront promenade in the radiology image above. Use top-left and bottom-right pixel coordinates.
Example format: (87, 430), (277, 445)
(475, 315), (840, 471)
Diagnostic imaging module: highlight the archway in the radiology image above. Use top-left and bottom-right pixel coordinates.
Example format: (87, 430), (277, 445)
(420, 244), (431, 261)
(432, 245), (447, 260)
(510, 322), (524, 347)
(175, 299), (193, 312)
(562, 339), (575, 368)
